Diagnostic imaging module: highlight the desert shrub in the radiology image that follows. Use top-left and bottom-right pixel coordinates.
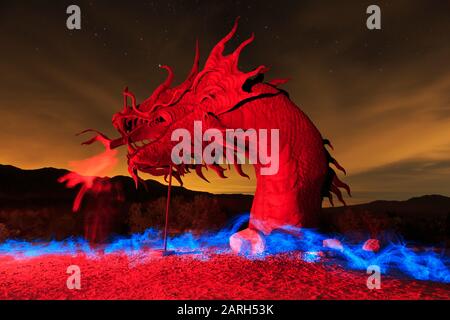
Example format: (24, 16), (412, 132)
(174, 195), (227, 231)
(128, 195), (227, 234)
(333, 208), (364, 233)
(0, 223), (9, 242)
(328, 207), (449, 244)
(128, 198), (166, 233)
(401, 215), (447, 244)
(46, 211), (81, 240)
(330, 208), (397, 241)
(360, 211), (392, 238)
(0, 208), (48, 240)
(0, 206), (83, 241)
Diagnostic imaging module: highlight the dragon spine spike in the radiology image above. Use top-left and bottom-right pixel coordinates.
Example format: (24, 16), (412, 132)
(208, 164), (227, 178)
(333, 175), (352, 197)
(325, 148), (346, 175)
(328, 192), (335, 207)
(268, 78), (290, 86)
(234, 163), (250, 179)
(331, 184), (346, 206)
(172, 170), (183, 186)
(208, 16), (240, 61)
(331, 158), (346, 175)
(323, 139), (334, 150)
(232, 32), (255, 61)
(195, 164), (210, 183)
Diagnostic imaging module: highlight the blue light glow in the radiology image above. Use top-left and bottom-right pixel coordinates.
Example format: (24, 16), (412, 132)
(0, 214), (448, 283)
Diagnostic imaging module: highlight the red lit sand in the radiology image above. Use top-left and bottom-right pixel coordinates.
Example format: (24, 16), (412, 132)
(0, 252), (449, 300)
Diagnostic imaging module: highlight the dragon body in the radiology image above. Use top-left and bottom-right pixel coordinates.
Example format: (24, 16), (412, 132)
(84, 19), (350, 249)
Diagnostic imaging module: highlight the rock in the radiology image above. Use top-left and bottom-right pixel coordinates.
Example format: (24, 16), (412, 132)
(322, 238), (344, 252)
(229, 228), (266, 255)
(362, 239), (380, 252)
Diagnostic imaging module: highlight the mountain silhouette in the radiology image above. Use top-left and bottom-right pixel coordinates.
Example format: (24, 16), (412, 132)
(0, 164), (449, 244)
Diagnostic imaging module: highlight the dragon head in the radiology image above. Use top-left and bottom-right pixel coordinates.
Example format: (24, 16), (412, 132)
(85, 18), (286, 187)
(109, 35), (206, 186)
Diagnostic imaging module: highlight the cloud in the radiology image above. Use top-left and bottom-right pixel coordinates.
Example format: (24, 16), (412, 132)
(347, 155), (450, 202)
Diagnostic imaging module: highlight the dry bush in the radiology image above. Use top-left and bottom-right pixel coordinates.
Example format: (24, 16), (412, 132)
(128, 195), (227, 234)
(0, 223), (9, 242)
(128, 198), (166, 233)
(0, 207), (82, 241)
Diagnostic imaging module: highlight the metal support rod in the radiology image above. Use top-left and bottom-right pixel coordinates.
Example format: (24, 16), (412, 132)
(163, 165), (173, 253)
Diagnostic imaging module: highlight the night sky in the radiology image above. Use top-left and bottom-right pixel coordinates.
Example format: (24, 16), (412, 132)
(1, 0), (449, 203)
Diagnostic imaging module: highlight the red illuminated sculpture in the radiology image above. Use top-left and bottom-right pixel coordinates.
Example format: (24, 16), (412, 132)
(82, 19), (350, 253)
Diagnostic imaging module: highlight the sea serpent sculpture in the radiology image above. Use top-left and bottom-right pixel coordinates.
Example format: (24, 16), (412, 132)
(82, 19), (350, 254)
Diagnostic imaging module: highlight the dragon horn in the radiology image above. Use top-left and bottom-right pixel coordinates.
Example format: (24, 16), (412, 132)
(148, 65), (174, 102)
(159, 65), (174, 88)
(123, 89), (148, 118)
(123, 86), (128, 108)
(187, 39), (200, 81)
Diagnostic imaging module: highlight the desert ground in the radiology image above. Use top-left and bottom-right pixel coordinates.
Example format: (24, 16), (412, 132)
(1, 251), (449, 300)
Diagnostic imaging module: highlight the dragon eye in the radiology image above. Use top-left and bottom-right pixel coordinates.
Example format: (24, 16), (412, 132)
(158, 111), (172, 123)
